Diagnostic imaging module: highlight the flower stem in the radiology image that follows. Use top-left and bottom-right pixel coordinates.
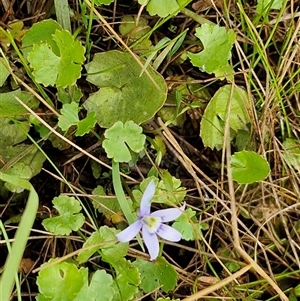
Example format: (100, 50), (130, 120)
(112, 160), (144, 251)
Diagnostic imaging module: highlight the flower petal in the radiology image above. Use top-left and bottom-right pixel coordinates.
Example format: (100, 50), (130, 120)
(150, 202), (186, 222)
(142, 225), (159, 260)
(116, 220), (142, 242)
(139, 180), (156, 217)
(156, 224), (182, 242)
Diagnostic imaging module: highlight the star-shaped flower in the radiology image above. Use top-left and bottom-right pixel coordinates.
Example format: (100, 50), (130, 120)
(116, 180), (185, 260)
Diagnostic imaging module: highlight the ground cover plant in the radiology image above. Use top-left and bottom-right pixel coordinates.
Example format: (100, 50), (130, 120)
(0, 0), (300, 300)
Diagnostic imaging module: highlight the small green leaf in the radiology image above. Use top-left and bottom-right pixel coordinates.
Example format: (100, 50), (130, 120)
(102, 121), (146, 163)
(139, 0), (189, 17)
(57, 85), (83, 104)
(172, 208), (204, 241)
(0, 89), (39, 117)
(77, 226), (128, 264)
(282, 138), (300, 171)
(188, 24), (236, 80)
(200, 85), (251, 150)
(225, 261), (241, 273)
(84, 50), (167, 128)
(90, 161), (102, 179)
(75, 112), (97, 136)
(58, 102), (96, 135)
(218, 249), (241, 273)
(36, 260), (86, 301)
(42, 195), (85, 235)
(74, 270), (116, 301)
(151, 135), (167, 157)
(58, 101), (80, 131)
(231, 151), (270, 184)
(133, 257), (177, 293)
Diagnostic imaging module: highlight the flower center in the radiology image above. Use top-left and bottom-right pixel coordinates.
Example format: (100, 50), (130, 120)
(141, 215), (162, 233)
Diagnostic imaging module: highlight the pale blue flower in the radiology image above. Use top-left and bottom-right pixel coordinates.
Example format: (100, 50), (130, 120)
(116, 180), (185, 260)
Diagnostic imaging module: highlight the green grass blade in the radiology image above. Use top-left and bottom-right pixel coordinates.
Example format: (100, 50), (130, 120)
(112, 161), (135, 224)
(0, 173), (39, 301)
(54, 0), (71, 32)
(111, 160), (144, 251)
(0, 222), (22, 301)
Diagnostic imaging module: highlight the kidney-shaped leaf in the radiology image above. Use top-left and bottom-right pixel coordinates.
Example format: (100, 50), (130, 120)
(231, 151), (270, 184)
(84, 50), (167, 128)
(36, 260), (86, 301)
(27, 29), (85, 88)
(42, 195), (85, 235)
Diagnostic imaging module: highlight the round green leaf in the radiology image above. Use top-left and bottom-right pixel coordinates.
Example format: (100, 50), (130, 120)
(42, 195), (85, 235)
(84, 50), (167, 128)
(231, 151), (270, 184)
(27, 29), (85, 88)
